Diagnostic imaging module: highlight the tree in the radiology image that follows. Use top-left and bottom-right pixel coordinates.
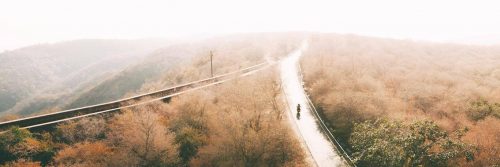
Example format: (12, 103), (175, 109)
(174, 126), (206, 163)
(0, 127), (55, 166)
(2, 159), (40, 167)
(193, 115), (304, 167)
(53, 141), (112, 166)
(183, 74), (305, 167)
(350, 119), (475, 167)
(467, 99), (500, 121)
(462, 117), (500, 166)
(0, 127), (32, 163)
(54, 116), (107, 144)
(107, 109), (180, 167)
(168, 92), (216, 165)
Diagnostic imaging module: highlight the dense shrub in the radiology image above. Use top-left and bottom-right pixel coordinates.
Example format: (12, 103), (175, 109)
(0, 127), (55, 165)
(467, 99), (500, 121)
(350, 119), (475, 167)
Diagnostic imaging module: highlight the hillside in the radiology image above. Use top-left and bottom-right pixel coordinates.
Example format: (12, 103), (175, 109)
(301, 33), (500, 166)
(0, 39), (170, 115)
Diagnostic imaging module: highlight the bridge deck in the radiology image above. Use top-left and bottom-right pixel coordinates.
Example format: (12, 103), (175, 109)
(0, 62), (270, 132)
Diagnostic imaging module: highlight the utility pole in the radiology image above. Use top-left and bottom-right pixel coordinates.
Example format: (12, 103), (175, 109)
(210, 50), (214, 77)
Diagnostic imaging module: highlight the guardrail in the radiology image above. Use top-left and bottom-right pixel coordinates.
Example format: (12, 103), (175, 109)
(0, 62), (270, 131)
(297, 62), (357, 167)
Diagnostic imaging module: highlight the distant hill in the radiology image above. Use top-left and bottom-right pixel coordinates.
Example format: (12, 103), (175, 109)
(0, 39), (171, 115)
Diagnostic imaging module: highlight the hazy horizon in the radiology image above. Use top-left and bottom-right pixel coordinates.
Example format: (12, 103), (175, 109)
(2, 0), (500, 51)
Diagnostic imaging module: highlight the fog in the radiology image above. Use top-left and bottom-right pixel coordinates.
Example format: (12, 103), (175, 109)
(1, 0), (500, 51)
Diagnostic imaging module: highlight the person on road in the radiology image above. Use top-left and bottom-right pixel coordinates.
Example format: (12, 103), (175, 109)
(296, 104), (301, 120)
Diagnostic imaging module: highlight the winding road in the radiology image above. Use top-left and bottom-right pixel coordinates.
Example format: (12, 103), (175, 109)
(280, 42), (346, 167)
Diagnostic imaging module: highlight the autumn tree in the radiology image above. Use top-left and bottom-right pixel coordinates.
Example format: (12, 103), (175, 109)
(54, 116), (107, 144)
(107, 108), (180, 167)
(2, 159), (41, 167)
(189, 74), (305, 167)
(53, 141), (112, 166)
(461, 117), (500, 166)
(192, 110), (305, 167)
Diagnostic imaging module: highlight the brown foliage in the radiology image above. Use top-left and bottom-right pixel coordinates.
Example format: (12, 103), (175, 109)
(107, 106), (179, 167)
(184, 72), (306, 167)
(192, 115), (305, 167)
(301, 34), (500, 164)
(2, 159), (41, 167)
(461, 117), (500, 166)
(0, 114), (20, 122)
(53, 141), (112, 167)
(55, 116), (107, 144)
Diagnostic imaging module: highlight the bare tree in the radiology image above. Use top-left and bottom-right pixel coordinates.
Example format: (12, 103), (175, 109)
(107, 108), (179, 167)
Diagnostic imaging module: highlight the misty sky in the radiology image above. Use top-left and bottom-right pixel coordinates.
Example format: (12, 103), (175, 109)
(1, 0), (499, 51)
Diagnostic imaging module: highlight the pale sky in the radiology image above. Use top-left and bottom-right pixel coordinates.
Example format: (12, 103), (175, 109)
(1, 0), (500, 51)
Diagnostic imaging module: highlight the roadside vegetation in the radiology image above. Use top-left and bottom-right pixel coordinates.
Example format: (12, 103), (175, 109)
(301, 34), (500, 166)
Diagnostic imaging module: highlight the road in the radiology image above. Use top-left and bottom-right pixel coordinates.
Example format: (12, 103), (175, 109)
(280, 43), (346, 167)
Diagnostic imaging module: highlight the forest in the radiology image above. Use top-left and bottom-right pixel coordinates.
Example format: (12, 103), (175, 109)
(0, 33), (307, 167)
(0, 68), (306, 167)
(301, 34), (500, 166)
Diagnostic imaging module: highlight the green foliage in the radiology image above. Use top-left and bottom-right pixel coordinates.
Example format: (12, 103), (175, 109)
(29, 133), (57, 166)
(175, 127), (206, 163)
(350, 119), (476, 167)
(467, 99), (500, 121)
(315, 101), (374, 153)
(0, 127), (56, 166)
(0, 127), (32, 163)
(170, 100), (209, 164)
